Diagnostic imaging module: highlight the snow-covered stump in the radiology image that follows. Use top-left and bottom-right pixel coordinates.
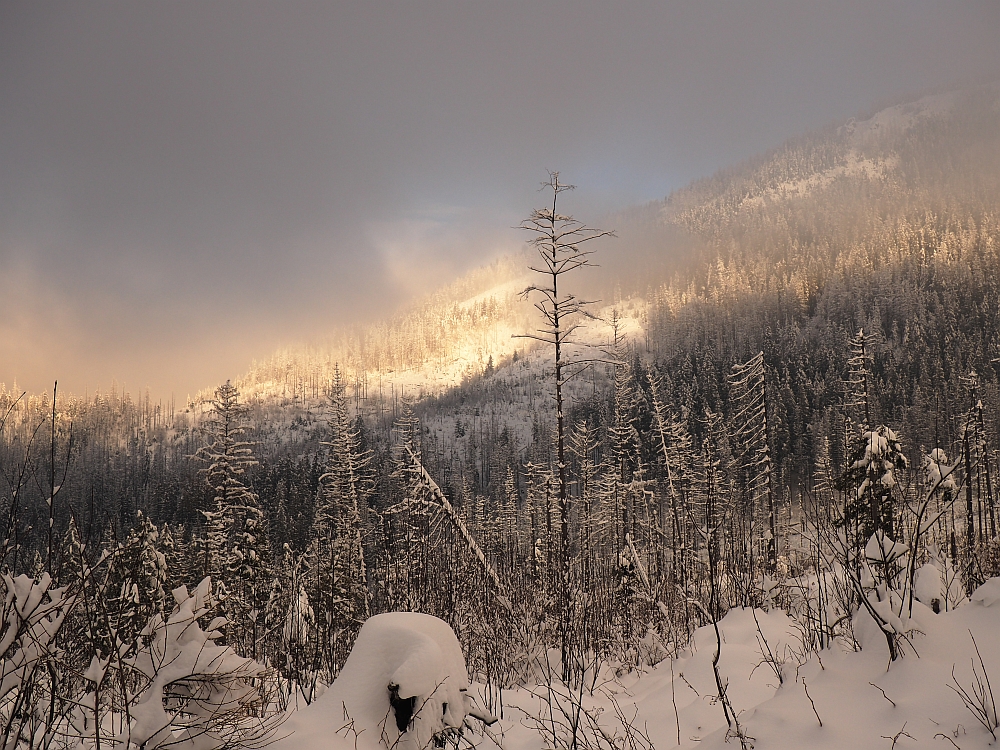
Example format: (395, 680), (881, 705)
(278, 612), (485, 750)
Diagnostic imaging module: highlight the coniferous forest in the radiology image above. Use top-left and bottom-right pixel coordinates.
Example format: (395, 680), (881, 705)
(3, 87), (1000, 749)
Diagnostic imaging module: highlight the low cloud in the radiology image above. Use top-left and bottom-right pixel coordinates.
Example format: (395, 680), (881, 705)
(1, 0), (998, 398)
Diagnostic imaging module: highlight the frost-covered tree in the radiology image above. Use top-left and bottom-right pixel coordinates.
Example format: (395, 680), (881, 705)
(499, 465), (520, 568)
(692, 409), (733, 615)
(838, 425), (908, 541)
(381, 404), (433, 613)
(845, 329), (874, 434)
(523, 461), (554, 584)
(604, 320), (641, 552)
(728, 351), (776, 573)
(649, 368), (696, 630)
(108, 511), (169, 656)
(194, 381), (271, 657)
(311, 367), (372, 676)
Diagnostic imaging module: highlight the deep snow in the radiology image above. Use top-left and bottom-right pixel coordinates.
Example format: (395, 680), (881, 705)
(278, 579), (1000, 750)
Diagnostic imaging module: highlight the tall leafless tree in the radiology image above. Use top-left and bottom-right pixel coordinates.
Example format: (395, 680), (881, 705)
(517, 172), (613, 681)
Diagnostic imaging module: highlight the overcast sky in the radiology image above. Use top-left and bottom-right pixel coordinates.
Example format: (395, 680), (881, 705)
(2, 1), (999, 400)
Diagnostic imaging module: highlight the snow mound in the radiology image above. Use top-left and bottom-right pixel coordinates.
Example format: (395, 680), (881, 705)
(971, 577), (1000, 608)
(913, 561), (943, 609)
(277, 612), (472, 750)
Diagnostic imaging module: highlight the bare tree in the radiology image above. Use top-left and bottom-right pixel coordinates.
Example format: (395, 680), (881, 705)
(517, 172), (613, 682)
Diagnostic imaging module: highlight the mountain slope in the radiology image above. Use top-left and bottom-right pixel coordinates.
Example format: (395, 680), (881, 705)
(636, 85), (1000, 467)
(194, 85), (1000, 496)
(230, 253), (535, 406)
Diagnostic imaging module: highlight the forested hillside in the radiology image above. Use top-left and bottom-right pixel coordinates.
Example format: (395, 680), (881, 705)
(235, 253), (534, 406)
(648, 86), (1000, 480)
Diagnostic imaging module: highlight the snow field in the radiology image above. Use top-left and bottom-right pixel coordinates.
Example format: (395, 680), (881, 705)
(464, 585), (1000, 750)
(276, 587), (1000, 750)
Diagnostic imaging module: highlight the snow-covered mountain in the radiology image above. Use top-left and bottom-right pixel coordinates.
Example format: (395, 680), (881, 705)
(211, 84), (1000, 427)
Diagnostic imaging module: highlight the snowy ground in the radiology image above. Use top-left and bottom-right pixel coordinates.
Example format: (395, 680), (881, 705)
(491, 586), (1000, 750)
(281, 579), (1000, 750)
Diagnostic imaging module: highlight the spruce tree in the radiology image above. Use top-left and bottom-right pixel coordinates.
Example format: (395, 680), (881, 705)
(311, 367), (372, 676)
(194, 380), (271, 657)
(108, 511), (169, 656)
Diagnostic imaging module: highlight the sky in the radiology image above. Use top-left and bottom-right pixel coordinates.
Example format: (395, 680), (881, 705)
(2, 1), (999, 401)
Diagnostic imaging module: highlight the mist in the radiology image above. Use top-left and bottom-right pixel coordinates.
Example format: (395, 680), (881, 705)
(2, 0), (999, 399)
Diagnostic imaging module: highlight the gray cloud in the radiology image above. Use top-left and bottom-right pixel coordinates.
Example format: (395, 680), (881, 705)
(2, 0), (998, 398)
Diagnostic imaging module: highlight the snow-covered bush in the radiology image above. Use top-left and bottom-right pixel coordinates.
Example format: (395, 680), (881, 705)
(0, 572), (73, 747)
(0, 573), (71, 701)
(121, 577), (276, 750)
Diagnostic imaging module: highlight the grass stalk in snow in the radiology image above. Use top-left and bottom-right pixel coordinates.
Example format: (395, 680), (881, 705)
(948, 630), (998, 741)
